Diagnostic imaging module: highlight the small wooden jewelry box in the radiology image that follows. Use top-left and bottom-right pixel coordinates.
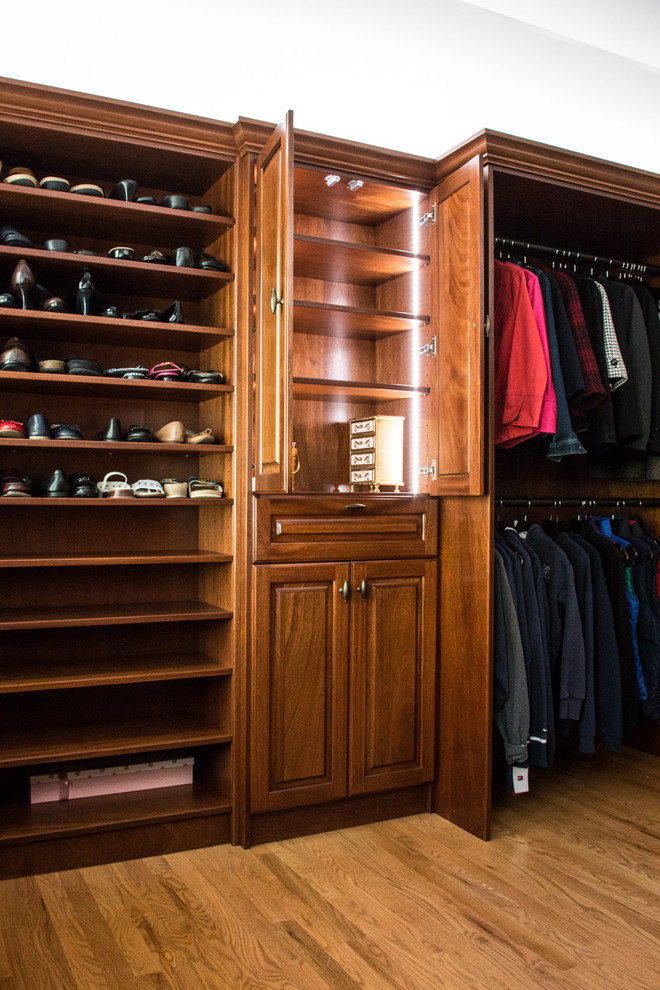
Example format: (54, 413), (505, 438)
(348, 415), (404, 491)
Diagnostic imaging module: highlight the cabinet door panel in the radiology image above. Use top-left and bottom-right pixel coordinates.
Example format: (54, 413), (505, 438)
(254, 113), (294, 492)
(422, 156), (485, 495)
(349, 559), (436, 793)
(251, 563), (349, 811)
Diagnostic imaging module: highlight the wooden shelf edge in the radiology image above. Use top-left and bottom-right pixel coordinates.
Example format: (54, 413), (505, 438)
(0, 370), (232, 399)
(293, 377), (430, 401)
(0, 438), (233, 454)
(0, 601), (233, 631)
(0, 498), (233, 507)
(0, 551), (233, 568)
(0, 657), (233, 694)
(294, 233), (430, 263)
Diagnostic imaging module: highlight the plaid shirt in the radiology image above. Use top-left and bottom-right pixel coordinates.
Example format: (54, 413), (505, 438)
(553, 271), (607, 413)
(595, 281), (628, 390)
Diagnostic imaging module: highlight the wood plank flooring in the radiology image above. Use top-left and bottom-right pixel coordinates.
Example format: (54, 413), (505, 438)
(0, 747), (658, 989)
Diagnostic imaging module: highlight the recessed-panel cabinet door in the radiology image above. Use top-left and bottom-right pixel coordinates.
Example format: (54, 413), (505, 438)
(254, 113), (294, 492)
(349, 558), (437, 794)
(251, 562), (350, 811)
(421, 156), (485, 495)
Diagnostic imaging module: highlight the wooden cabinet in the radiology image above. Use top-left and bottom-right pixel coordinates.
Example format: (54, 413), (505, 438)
(0, 80), (242, 878)
(250, 556), (436, 813)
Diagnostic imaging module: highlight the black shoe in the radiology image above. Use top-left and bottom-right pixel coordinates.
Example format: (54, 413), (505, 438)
(136, 196), (158, 206)
(51, 423), (84, 440)
(0, 293), (15, 308)
(125, 425), (153, 442)
(171, 247), (195, 268)
(108, 179), (138, 202)
(161, 194), (189, 210)
(41, 296), (67, 313)
(98, 305), (123, 319)
(195, 252), (230, 272)
(104, 366), (149, 379)
(1, 226), (33, 249)
(98, 417), (122, 441)
(69, 472), (98, 497)
(66, 357), (103, 377)
(160, 301), (183, 324)
(43, 238), (69, 252)
(140, 250), (169, 264)
(41, 469), (70, 497)
(75, 270), (96, 315)
(39, 176), (70, 193)
(25, 413), (51, 439)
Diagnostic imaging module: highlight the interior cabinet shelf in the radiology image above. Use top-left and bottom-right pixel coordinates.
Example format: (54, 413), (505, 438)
(0, 183), (235, 245)
(0, 308), (232, 349)
(294, 168), (421, 225)
(294, 235), (429, 286)
(0, 715), (231, 769)
(0, 370), (232, 401)
(0, 246), (233, 301)
(293, 300), (430, 338)
(0, 785), (232, 846)
(0, 654), (232, 693)
(0, 601), (232, 631)
(0, 551), (232, 568)
(0, 438), (233, 455)
(293, 377), (430, 401)
(0, 498), (233, 508)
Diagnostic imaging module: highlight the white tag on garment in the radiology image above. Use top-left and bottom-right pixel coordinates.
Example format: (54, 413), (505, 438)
(512, 766), (529, 794)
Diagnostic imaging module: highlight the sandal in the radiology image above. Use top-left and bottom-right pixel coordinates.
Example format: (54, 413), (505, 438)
(188, 477), (224, 498)
(97, 471), (134, 497)
(132, 479), (165, 498)
(148, 361), (184, 382)
(181, 369), (226, 385)
(185, 428), (215, 445)
(161, 478), (188, 498)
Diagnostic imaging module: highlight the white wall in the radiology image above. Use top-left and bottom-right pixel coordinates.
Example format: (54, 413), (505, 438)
(3, 0), (659, 171)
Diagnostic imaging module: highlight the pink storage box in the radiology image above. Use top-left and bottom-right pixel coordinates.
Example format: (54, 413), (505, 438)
(30, 757), (194, 804)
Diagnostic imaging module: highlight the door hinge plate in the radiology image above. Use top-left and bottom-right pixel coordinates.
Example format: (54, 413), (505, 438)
(419, 204), (436, 227)
(419, 334), (436, 359)
(419, 460), (437, 480)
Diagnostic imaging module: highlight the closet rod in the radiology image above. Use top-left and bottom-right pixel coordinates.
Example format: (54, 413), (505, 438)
(495, 237), (660, 278)
(496, 497), (660, 508)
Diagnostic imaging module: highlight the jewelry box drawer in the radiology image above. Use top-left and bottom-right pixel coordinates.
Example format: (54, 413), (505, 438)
(254, 495), (438, 562)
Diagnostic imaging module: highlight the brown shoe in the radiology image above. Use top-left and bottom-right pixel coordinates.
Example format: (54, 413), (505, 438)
(0, 336), (32, 371)
(185, 428), (216, 445)
(154, 421), (185, 443)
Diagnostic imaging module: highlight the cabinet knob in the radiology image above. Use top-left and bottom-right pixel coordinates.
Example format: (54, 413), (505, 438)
(340, 580), (350, 603)
(357, 579), (367, 601)
(346, 503), (366, 510)
(270, 288), (284, 314)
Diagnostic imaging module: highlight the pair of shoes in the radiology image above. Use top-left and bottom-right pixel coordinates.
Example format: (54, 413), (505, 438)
(125, 425), (153, 442)
(1, 225), (33, 248)
(97, 471), (134, 498)
(132, 479), (165, 498)
(195, 252), (230, 272)
(0, 336), (33, 371)
(160, 478), (188, 498)
(39, 359), (66, 374)
(50, 423), (84, 440)
(188, 477), (224, 498)
(66, 357), (103, 377)
(148, 362), (184, 382)
(186, 427), (215, 445)
(3, 166), (38, 188)
(154, 421), (184, 443)
(69, 472), (97, 497)
(0, 419), (25, 438)
(10, 260), (36, 310)
(125, 301), (183, 324)
(104, 366), (149, 379)
(0, 468), (31, 496)
(26, 414), (50, 438)
(182, 369), (226, 385)
(98, 417), (122, 441)
(39, 469), (98, 497)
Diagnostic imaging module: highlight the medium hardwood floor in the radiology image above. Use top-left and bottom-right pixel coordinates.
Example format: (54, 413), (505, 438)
(0, 747), (658, 990)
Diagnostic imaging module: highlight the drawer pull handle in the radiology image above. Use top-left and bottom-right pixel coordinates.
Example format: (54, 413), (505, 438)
(340, 580), (350, 603)
(270, 288), (284, 314)
(357, 579), (367, 601)
(346, 503), (366, 510)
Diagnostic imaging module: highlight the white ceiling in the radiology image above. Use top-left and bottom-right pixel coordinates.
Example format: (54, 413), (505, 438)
(3, 0), (659, 172)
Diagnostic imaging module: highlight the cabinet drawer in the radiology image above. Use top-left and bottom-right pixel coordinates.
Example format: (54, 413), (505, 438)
(254, 496), (438, 562)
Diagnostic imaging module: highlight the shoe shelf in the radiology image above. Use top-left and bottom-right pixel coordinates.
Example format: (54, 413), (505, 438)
(0, 784), (232, 846)
(292, 377), (431, 402)
(294, 166), (422, 225)
(0, 183), (234, 246)
(293, 300), (430, 339)
(0, 715), (231, 770)
(0, 246), (232, 301)
(0, 550), (232, 568)
(0, 370), (232, 401)
(294, 235), (429, 286)
(0, 654), (232, 694)
(0, 308), (232, 350)
(0, 600), (232, 631)
(0, 438), (233, 455)
(0, 498), (233, 507)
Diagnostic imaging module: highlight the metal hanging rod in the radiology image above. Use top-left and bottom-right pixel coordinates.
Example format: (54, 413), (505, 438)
(494, 237), (660, 278)
(496, 497), (660, 508)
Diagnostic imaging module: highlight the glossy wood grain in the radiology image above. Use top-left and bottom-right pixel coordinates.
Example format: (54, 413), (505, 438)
(292, 377), (429, 401)
(0, 550), (232, 567)
(293, 299), (429, 338)
(0, 369), (231, 401)
(1, 748), (656, 988)
(0, 601), (232, 630)
(0, 654), (231, 693)
(294, 165), (421, 225)
(294, 234), (429, 286)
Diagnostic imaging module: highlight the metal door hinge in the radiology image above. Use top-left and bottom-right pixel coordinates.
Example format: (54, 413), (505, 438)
(419, 460), (437, 480)
(419, 204), (436, 227)
(419, 334), (436, 359)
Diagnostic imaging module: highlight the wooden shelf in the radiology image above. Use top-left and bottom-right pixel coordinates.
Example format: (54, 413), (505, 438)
(0, 783), (231, 845)
(294, 166), (421, 225)
(0, 498), (233, 507)
(0, 550), (232, 568)
(0, 182), (234, 247)
(294, 235), (429, 286)
(0, 715), (230, 769)
(0, 438), (232, 455)
(0, 370), (231, 401)
(0, 245), (232, 301)
(0, 654), (232, 694)
(293, 377), (430, 402)
(293, 300), (429, 338)
(0, 307), (232, 350)
(0, 601), (232, 631)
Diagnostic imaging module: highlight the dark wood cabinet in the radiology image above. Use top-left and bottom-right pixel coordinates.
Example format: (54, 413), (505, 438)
(250, 556), (436, 813)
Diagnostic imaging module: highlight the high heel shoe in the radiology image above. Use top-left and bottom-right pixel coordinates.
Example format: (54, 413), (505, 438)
(159, 301), (183, 324)
(75, 270), (95, 315)
(11, 260), (36, 310)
